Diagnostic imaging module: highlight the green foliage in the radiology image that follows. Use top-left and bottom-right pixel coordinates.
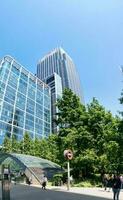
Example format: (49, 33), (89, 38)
(73, 175), (101, 187)
(52, 174), (63, 186)
(2, 88), (122, 180)
(74, 180), (95, 187)
(2, 133), (61, 165)
(55, 89), (122, 177)
(2, 136), (12, 153)
(23, 132), (34, 155)
(11, 135), (20, 153)
(55, 88), (86, 131)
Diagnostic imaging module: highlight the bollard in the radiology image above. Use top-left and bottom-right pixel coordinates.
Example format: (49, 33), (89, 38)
(2, 179), (10, 200)
(2, 165), (10, 200)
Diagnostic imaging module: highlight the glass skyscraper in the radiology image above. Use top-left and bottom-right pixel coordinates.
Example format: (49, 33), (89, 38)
(37, 47), (84, 102)
(0, 55), (51, 145)
(43, 73), (62, 133)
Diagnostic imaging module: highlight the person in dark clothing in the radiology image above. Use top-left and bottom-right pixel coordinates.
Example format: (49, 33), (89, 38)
(107, 175), (113, 192)
(103, 174), (108, 190)
(112, 175), (121, 200)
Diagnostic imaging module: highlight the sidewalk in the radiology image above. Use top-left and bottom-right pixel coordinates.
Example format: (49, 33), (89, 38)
(11, 183), (123, 199)
(48, 186), (123, 199)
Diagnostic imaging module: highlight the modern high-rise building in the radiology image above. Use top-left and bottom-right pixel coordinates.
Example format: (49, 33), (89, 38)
(43, 73), (62, 133)
(0, 55), (51, 145)
(37, 47), (83, 102)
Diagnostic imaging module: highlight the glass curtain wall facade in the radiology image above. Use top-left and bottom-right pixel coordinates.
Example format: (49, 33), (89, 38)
(43, 73), (62, 133)
(37, 47), (84, 103)
(0, 56), (51, 145)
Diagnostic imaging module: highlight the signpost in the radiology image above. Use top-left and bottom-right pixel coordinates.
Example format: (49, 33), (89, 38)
(64, 149), (73, 191)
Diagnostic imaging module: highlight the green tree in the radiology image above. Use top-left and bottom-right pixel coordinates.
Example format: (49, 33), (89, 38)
(47, 135), (60, 164)
(33, 137), (42, 157)
(11, 135), (20, 153)
(114, 118), (123, 173)
(56, 88), (86, 132)
(38, 138), (49, 159)
(2, 136), (12, 153)
(55, 90), (120, 177)
(23, 132), (34, 155)
(118, 92), (123, 172)
(87, 98), (120, 173)
(55, 89), (95, 177)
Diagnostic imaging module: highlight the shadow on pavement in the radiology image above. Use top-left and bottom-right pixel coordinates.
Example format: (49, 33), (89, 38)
(5, 184), (111, 200)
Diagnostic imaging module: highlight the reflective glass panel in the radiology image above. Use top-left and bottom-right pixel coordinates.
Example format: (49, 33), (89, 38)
(16, 93), (26, 110)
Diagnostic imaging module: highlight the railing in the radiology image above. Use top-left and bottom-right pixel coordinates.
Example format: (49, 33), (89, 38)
(25, 167), (43, 185)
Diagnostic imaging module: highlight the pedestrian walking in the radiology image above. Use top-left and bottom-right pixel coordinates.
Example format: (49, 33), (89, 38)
(103, 174), (108, 191)
(112, 175), (121, 200)
(29, 177), (32, 185)
(41, 175), (47, 190)
(120, 175), (123, 189)
(107, 175), (113, 192)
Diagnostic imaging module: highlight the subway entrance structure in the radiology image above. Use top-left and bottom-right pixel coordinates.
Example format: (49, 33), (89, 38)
(0, 153), (62, 185)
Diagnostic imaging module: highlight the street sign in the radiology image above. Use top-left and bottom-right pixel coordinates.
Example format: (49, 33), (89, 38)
(63, 149), (73, 191)
(64, 149), (73, 160)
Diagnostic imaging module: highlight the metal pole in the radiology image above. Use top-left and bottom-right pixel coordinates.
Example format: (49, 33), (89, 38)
(67, 160), (70, 190)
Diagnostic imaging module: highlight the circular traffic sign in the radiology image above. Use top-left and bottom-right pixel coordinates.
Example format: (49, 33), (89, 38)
(64, 149), (73, 160)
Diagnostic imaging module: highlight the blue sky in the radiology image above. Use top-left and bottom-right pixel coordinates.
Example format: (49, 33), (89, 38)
(0, 0), (123, 115)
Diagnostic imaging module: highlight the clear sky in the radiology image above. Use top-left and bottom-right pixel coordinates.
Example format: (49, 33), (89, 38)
(0, 0), (123, 115)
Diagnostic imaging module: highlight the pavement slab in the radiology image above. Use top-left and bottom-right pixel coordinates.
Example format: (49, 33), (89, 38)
(0, 183), (123, 200)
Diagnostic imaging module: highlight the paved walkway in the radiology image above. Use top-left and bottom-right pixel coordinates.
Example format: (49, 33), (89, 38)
(0, 184), (111, 200)
(1, 182), (123, 199)
(47, 186), (123, 199)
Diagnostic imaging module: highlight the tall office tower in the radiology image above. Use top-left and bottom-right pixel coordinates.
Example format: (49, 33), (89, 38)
(0, 56), (51, 146)
(37, 47), (83, 102)
(43, 73), (62, 133)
